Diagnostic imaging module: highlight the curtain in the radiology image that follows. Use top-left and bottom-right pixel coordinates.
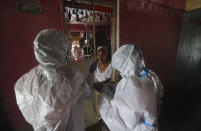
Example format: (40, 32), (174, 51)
(173, 9), (201, 84)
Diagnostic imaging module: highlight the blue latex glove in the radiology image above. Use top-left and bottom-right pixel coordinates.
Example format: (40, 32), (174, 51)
(139, 68), (149, 77)
(89, 59), (98, 73)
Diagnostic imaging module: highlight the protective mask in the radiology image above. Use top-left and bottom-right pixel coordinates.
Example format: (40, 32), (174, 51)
(139, 68), (148, 77)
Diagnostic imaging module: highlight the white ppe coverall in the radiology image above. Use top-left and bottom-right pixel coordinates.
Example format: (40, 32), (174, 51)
(98, 44), (163, 131)
(14, 29), (91, 131)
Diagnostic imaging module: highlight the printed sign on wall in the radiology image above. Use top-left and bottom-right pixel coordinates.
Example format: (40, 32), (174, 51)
(16, 0), (41, 14)
(71, 31), (81, 40)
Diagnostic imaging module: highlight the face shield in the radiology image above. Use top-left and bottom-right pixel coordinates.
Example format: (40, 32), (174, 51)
(112, 44), (148, 77)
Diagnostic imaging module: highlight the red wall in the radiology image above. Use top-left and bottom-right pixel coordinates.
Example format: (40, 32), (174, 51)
(151, 0), (185, 10)
(120, 0), (186, 86)
(0, 0), (63, 129)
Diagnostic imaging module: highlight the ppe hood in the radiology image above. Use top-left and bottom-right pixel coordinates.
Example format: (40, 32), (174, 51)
(34, 29), (69, 68)
(112, 44), (145, 77)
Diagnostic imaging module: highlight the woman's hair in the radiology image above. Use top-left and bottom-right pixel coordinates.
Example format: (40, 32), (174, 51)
(97, 46), (110, 62)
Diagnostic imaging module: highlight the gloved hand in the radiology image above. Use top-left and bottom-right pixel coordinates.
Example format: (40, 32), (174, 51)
(102, 81), (117, 98)
(94, 81), (117, 97)
(93, 82), (103, 93)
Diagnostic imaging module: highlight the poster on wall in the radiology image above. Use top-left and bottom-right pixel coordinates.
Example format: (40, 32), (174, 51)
(16, 0), (41, 14)
(71, 31), (81, 40)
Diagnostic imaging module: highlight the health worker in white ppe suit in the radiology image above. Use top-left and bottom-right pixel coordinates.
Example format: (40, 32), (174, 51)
(98, 44), (163, 131)
(14, 29), (92, 131)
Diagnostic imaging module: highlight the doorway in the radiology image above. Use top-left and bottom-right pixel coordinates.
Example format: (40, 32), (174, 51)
(61, 0), (118, 129)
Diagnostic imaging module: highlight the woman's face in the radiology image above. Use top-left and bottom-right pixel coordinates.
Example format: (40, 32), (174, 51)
(97, 49), (107, 62)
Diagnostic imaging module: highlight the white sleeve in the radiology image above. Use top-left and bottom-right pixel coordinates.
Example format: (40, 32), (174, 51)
(98, 93), (127, 131)
(83, 73), (94, 98)
(80, 81), (92, 100)
(14, 68), (41, 129)
(70, 67), (92, 100)
(107, 64), (113, 79)
(86, 72), (94, 87)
